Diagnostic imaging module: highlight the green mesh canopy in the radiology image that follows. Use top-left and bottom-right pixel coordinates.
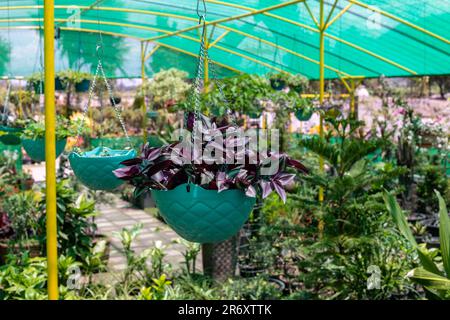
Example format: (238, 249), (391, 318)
(0, 0), (448, 79)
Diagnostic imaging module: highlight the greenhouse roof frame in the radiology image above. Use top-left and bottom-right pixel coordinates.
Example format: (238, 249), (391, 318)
(0, 0), (449, 79)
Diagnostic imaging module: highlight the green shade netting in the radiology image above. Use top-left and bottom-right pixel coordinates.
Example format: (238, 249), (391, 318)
(0, 0), (448, 79)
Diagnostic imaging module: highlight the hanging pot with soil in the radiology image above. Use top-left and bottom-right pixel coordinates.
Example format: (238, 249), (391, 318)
(69, 58), (136, 191)
(69, 147), (136, 191)
(114, 114), (308, 244)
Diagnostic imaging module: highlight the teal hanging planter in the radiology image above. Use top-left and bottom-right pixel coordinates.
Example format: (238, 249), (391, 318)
(0, 126), (23, 146)
(147, 111), (159, 119)
(75, 79), (91, 92)
(69, 147), (136, 191)
(152, 183), (256, 243)
(22, 138), (67, 162)
(295, 108), (313, 121)
(147, 135), (164, 147)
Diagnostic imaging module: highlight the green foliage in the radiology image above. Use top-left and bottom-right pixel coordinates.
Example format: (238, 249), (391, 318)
(56, 70), (92, 85)
(143, 68), (191, 109)
(38, 180), (98, 263)
(417, 164), (448, 213)
(21, 116), (73, 140)
(385, 190), (450, 299)
(1, 191), (41, 245)
(199, 74), (271, 116)
(293, 118), (415, 299)
(0, 254), (80, 300)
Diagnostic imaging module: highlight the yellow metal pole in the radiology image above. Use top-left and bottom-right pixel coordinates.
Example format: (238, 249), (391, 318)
(44, 0), (58, 300)
(350, 78), (356, 119)
(318, 0), (325, 235)
(141, 41), (148, 144)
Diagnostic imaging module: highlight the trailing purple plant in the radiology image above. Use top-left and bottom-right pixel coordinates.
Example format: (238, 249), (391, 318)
(114, 113), (308, 202)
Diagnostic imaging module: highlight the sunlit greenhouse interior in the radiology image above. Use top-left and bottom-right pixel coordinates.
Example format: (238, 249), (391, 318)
(0, 0), (449, 302)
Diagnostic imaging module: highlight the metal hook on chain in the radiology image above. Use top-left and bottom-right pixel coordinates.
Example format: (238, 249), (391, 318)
(196, 0), (207, 19)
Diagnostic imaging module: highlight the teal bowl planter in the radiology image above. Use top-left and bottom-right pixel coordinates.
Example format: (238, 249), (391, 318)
(147, 135), (164, 147)
(270, 79), (286, 91)
(69, 147), (136, 191)
(0, 126), (23, 146)
(147, 111), (159, 119)
(22, 138), (67, 162)
(152, 183), (256, 243)
(75, 79), (91, 92)
(295, 109), (313, 121)
(247, 111), (262, 119)
(55, 77), (66, 91)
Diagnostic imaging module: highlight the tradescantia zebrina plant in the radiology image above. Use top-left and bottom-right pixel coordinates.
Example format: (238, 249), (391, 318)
(114, 113), (308, 203)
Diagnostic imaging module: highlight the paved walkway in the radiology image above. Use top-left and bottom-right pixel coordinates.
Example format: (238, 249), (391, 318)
(96, 198), (194, 271)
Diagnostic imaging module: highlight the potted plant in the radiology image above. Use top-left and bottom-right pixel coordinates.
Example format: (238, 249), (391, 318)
(26, 73), (45, 94)
(287, 74), (308, 94)
(268, 73), (289, 91)
(0, 191), (42, 264)
(293, 97), (315, 121)
(21, 117), (71, 162)
(201, 74), (270, 119)
(69, 146), (136, 191)
(74, 72), (92, 93)
(26, 73), (66, 93)
(57, 70), (92, 93)
(114, 113), (308, 243)
(0, 120), (25, 146)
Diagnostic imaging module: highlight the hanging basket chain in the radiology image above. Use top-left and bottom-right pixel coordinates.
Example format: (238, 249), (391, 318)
(98, 61), (131, 147)
(75, 62), (101, 142)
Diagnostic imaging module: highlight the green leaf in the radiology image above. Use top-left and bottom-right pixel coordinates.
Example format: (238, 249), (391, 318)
(383, 191), (416, 245)
(408, 267), (450, 291)
(383, 190), (441, 275)
(436, 190), (450, 277)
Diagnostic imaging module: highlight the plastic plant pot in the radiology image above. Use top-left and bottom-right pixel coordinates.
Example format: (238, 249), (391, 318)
(295, 108), (313, 121)
(22, 138), (67, 162)
(147, 135), (164, 147)
(69, 147), (136, 191)
(291, 85), (303, 94)
(55, 77), (66, 91)
(75, 79), (91, 92)
(147, 111), (159, 119)
(152, 183), (256, 243)
(247, 111), (262, 119)
(110, 96), (122, 106)
(31, 81), (44, 94)
(0, 126), (23, 145)
(270, 78), (286, 91)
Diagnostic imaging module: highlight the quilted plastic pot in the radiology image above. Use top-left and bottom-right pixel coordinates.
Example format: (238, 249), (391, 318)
(22, 138), (67, 162)
(69, 147), (136, 191)
(0, 126), (22, 145)
(295, 109), (313, 121)
(152, 183), (256, 243)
